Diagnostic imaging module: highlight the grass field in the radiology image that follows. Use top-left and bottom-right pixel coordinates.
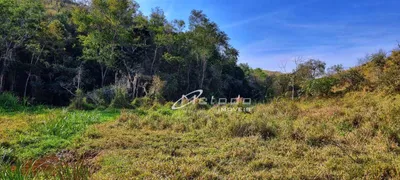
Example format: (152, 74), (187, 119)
(1, 92), (400, 179)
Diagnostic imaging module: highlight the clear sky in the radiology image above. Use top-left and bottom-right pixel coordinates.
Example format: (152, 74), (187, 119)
(135, 0), (400, 71)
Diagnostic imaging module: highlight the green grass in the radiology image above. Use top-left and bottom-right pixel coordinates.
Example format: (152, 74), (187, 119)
(0, 161), (90, 180)
(1, 109), (119, 160)
(0, 107), (119, 179)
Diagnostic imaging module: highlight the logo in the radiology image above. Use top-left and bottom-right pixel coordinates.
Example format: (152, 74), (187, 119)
(171, 89), (252, 111)
(171, 89), (203, 110)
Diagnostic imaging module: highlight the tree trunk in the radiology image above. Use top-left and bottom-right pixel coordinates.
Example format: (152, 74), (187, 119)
(0, 74), (4, 92)
(10, 71), (15, 91)
(150, 47), (158, 75)
(0, 63), (6, 92)
(100, 64), (108, 87)
(200, 57), (207, 89)
(291, 77), (295, 100)
(186, 63), (190, 91)
(24, 72), (32, 99)
(132, 73), (138, 98)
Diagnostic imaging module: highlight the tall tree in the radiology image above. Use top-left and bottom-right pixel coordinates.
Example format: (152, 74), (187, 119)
(0, 0), (44, 92)
(72, 0), (137, 87)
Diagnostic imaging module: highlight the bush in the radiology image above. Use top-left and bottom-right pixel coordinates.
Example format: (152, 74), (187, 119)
(109, 88), (131, 109)
(338, 69), (365, 91)
(227, 118), (277, 140)
(380, 50), (400, 92)
(0, 92), (22, 111)
(303, 77), (338, 97)
(68, 89), (95, 110)
(131, 97), (152, 108)
(86, 87), (114, 108)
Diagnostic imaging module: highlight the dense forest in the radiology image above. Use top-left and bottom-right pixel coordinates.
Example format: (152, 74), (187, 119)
(1, 0), (400, 108)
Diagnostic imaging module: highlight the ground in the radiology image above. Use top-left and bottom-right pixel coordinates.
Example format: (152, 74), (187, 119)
(1, 92), (400, 179)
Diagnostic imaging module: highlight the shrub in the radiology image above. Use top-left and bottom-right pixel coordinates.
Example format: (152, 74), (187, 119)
(338, 69), (365, 91)
(131, 97), (152, 108)
(0, 92), (22, 111)
(86, 87), (114, 108)
(227, 119), (277, 140)
(303, 77), (338, 97)
(109, 88), (131, 109)
(380, 50), (400, 92)
(68, 89), (94, 110)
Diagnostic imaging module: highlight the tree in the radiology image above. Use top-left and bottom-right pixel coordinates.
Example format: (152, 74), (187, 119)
(188, 10), (219, 89)
(327, 64), (344, 75)
(339, 68), (365, 91)
(295, 59), (326, 81)
(358, 50), (386, 66)
(303, 77), (337, 97)
(0, 0), (44, 92)
(72, 0), (137, 87)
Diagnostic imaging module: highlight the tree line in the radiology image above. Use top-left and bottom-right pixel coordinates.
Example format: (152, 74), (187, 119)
(1, 0), (399, 108)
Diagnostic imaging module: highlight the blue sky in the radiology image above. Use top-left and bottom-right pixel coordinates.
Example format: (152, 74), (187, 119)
(135, 0), (400, 71)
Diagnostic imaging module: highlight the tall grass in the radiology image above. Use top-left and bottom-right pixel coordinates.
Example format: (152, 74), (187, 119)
(0, 92), (23, 112)
(106, 92), (400, 178)
(2, 110), (118, 160)
(0, 161), (90, 179)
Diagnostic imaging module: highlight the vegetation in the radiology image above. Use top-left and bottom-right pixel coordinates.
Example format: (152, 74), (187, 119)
(1, 90), (400, 178)
(2, 0), (400, 179)
(1, 0), (400, 106)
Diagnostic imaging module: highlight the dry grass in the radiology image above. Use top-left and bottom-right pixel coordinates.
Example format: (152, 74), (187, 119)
(67, 92), (400, 179)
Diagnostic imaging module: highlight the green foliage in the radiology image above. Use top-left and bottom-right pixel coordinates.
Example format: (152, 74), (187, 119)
(0, 92), (22, 111)
(303, 77), (338, 97)
(327, 64), (344, 75)
(0, 161), (90, 179)
(1, 109), (119, 161)
(338, 68), (365, 91)
(68, 89), (95, 110)
(109, 88), (131, 109)
(0, 0), (400, 107)
(11, 112), (100, 158)
(0, 164), (27, 180)
(86, 87), (113, 108)
(131, 97), (152, 108)
(381, 50), (400, 92)
(295, 59), (326, 81)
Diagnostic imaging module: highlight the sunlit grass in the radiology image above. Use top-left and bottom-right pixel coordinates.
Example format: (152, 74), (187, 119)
(75, 92), (400, 179)
(2, 92), (400, 178)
